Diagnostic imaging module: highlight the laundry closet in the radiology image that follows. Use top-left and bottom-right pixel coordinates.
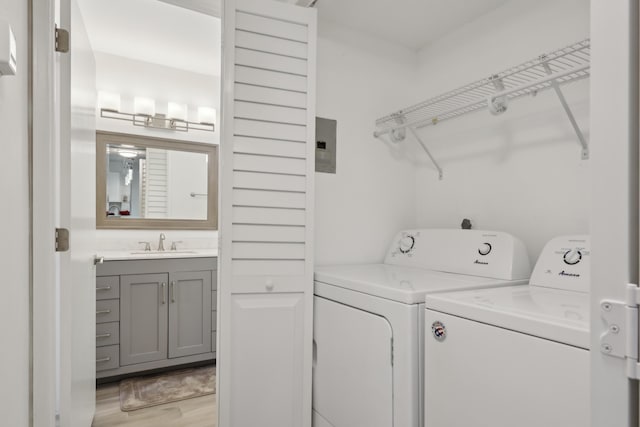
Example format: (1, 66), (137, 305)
(13, 0), (638, 426)
(312, 0), (598, 426)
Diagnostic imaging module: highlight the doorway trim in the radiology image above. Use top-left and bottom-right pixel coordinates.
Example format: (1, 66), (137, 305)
(31, 0), (60, 425)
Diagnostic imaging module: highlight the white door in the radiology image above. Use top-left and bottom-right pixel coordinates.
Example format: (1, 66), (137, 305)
(218, 1), (317, 426)
(59, 1), (98, 425)
(590, 0), (640, 425)
(313, 297), (393, 427)
(425, 311), (589, 427)
(32, 0), (97, 425)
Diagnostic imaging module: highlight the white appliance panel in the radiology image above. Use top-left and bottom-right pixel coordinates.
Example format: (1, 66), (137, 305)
(424, 310), (589, 427)
(529, 235), (590, 292)
(383, 229), (531, 280)
(313, 296), (393, 427)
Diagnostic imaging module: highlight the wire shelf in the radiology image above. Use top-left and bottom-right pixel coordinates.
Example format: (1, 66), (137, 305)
(375, 39), (590, 135)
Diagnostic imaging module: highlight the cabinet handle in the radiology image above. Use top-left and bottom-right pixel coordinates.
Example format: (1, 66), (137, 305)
(161, 282), (166, 304)
(96, 309), (111, 315)
(96, 333), (111, 339)
(265, 279), (274, 292)
(171, 281), (176, 303)
(96, 286), (112, 292)
(96, 357), (111, 363)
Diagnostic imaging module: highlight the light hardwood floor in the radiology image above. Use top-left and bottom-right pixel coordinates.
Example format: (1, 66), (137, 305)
(92, 382), (216, 427)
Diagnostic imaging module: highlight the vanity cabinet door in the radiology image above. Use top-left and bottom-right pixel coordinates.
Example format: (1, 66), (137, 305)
(168, 270), (212, 358)
(120, 273), (169, 366)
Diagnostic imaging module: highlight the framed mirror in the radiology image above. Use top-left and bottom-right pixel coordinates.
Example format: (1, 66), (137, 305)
(96, 131), (218, 229)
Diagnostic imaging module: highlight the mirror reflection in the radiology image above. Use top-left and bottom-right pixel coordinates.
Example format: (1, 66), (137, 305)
(105, 143), (209, 220)
(96, 131), (218, 229)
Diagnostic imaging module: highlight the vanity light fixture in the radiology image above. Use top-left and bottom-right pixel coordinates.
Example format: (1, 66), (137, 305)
(98, 91), (215, 133)
(98, 91), (121, 112)
(134, 96), (156, 117)
(118, 150), (138, 158)
(198, 107), (216, 126)
(168, 102), (188, 122)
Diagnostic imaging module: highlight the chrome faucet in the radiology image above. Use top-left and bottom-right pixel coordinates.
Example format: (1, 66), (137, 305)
(158, 233), (166, 251)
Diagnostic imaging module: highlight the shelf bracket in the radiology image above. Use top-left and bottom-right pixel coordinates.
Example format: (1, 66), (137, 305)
(542, 61), (589, 160)
(408, 127), (443, 180)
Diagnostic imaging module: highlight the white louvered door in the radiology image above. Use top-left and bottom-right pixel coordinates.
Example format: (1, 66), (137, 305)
(219, 1), (317, 426)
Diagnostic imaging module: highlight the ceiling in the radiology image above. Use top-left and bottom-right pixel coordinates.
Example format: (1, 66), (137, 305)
(314, 0), (511, 51)
(77, 0), (222, 76)
(77, 0), (510, 76)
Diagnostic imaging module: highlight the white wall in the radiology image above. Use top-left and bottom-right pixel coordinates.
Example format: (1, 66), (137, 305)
(95, 52), (220, 145)
(167, 150), (208, 220)
(413, 0), (590, 262)
(314, 23), (420, 265)
(0, 0), (30, 425)
(93, 52), (219, 250)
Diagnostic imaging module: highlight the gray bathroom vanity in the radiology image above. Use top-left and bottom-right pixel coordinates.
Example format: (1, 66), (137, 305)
(95, 255), (217, 379)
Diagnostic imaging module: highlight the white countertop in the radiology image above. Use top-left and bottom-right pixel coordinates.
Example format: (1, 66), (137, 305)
(99, 248), (218, 261)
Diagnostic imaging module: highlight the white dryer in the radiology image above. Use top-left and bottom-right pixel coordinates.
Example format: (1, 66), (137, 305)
(424, 236), (590, 427)
(312, 229), (531, 427)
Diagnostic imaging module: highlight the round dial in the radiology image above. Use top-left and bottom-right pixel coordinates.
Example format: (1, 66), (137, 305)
(478, 242), (492, 256)
(399, 235), (415, 254)
(563, 249), (582, 265)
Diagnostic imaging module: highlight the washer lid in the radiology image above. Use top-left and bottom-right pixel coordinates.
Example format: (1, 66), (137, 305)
(425, 285), (589, 349)
(314, 264), (526, 304)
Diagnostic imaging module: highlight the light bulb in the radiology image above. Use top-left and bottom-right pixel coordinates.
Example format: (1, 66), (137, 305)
(98, 91), (121, 112)
(198, 107), (216, 125)
(168, 102), (188, 121)
(134, 97), (156, 117)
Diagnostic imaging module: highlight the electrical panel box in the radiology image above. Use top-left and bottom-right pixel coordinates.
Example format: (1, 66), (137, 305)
(316, 117), (337, 174)
(0, 21), (16, 76)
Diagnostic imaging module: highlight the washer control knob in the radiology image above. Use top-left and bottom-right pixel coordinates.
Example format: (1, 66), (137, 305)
(563, 249), (582, 265)
(478, 243), (492, 256)
(399, 235), (415, 254)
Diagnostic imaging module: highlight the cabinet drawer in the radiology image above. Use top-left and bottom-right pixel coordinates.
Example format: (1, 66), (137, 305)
(96, 345), (119, 372)
(96, 276), (120, 300)
(96, 299), (119, 324)
(96, 322), (119, 347)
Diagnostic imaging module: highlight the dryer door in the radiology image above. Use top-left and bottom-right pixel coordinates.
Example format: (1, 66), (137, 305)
(313, 296), (393, 427)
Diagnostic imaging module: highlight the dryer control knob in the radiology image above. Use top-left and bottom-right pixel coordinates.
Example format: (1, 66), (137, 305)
(563, 249), (582, 265)
(478, 243), (492, 256)
(399, 235), (415, 254)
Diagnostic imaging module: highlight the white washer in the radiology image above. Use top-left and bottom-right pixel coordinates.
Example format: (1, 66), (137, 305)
(312, 229), (531, 427)
(424, 236), (590, 427)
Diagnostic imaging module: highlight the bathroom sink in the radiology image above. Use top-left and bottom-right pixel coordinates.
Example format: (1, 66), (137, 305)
(129, 250), (198, 255)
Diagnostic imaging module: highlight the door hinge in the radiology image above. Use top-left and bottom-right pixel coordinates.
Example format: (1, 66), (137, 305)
(55, 25), (69, 53)
(55, 228), (70, 252)
(600, 284), (640, 379)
